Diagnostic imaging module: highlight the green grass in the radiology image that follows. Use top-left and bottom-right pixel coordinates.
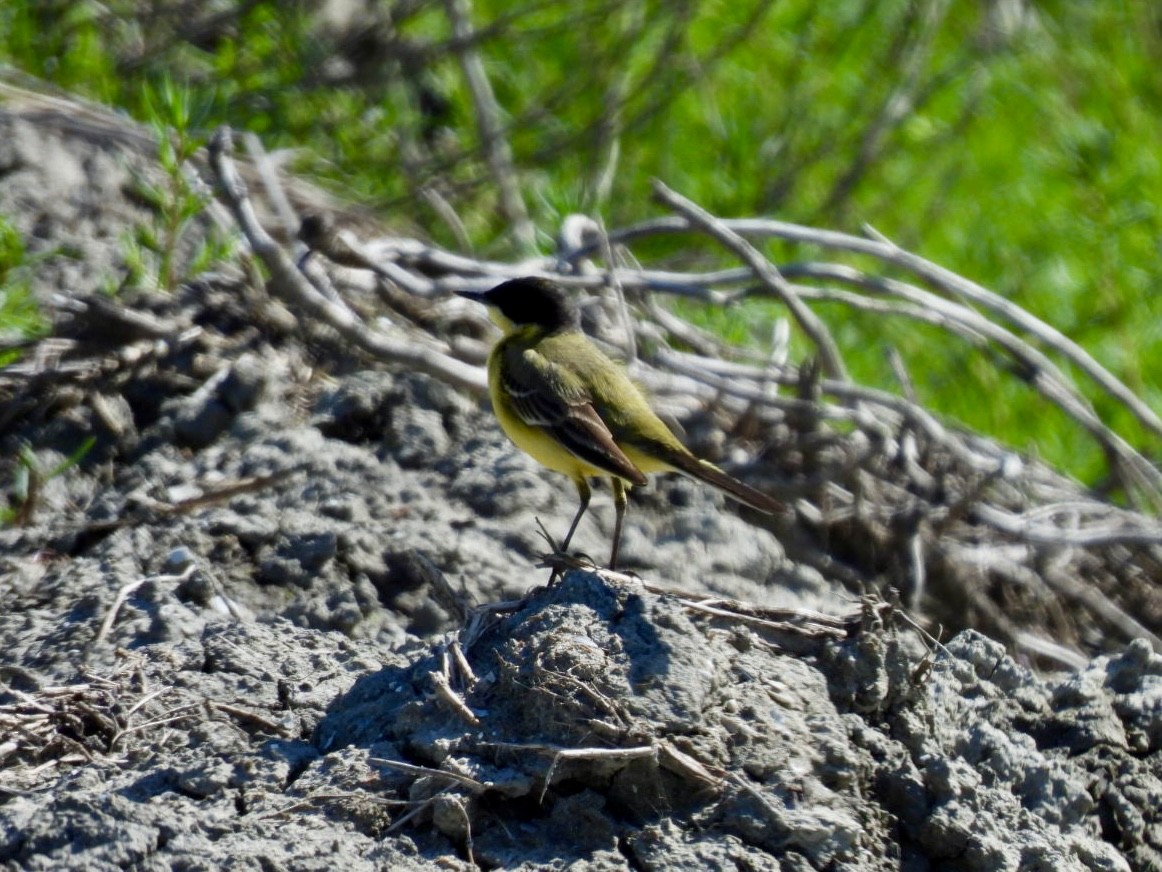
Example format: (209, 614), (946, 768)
(126, 75), (233, 291)
(1, 0), (1160, 489)
(1, 436), (95, 528)
(0, 215), (48, 364)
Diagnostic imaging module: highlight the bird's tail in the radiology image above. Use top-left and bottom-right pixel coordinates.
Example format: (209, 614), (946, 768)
(665, 451), (782, 514)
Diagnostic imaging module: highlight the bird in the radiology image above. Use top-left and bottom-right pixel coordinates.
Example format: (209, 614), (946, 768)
(457, 276), (781, 569)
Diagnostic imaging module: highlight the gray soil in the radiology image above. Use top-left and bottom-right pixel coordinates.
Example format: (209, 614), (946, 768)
(1, 106), (1160, 871)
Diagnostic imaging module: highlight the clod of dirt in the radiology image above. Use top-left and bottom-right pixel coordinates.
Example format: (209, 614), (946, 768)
(317, 571), (1154, 871)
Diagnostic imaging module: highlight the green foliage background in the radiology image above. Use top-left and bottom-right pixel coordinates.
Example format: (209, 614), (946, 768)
(2, 0), (1160, 487)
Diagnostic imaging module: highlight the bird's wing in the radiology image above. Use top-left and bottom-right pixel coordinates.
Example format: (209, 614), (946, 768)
(501, 346), (647, 485)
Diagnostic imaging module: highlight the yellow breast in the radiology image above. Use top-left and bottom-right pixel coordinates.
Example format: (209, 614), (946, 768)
(486, 346), (609, 480)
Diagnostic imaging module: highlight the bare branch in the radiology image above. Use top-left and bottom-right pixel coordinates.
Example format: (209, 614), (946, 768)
(652, 181), (849, 381)
(207, 127), (486, 397)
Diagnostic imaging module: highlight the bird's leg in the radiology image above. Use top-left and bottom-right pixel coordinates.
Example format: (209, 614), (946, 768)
(609, 477), (628, 570)
(559, 477), (592, 555)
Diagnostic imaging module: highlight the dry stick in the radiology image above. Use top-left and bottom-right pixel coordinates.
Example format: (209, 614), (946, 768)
(767, 265), (1162, 501)
(307, 233), (743, 302)
(157, 469), (302, 517)
(866, 223), (1162, 442)
(657, 741), (724, 789)
(651, 182), (848, 381)
(122, 687), (171, 722)
(241, 131), (299, 242)
(429, 800), (472, 858)
(258, 791), (413, 821)
(359, 236), (543, 284)
(396, 133), (475, 254)
(714, 288), (1162, 504)
(370, 758), (487, 794)
(448, 640), (478, 687)
(94, 564), (197, 646)
(419, 184), (475, 255)
(442, 0), (536, 253)
(887, 344), (915, 406)
(207, 127), (487, 397)
(386, 787), (454, 835)
(641, 298), (724, 357)
(597, 218), (638, 364)
(1020, 499), (1127, 520)
(972, 503), (1162, 548)
(296, 214), (443, 301)
(1038, 565), (1162, 651)
(429, 670), (481, 727)
(607, 214), (1162, 445)
(559, 260), (746, 301)
(658, 337), (1157, 512)
(210, 702), (294, 737)
(108, 703), (203, 751)
(654, 346), (1010, 474)
(535, 745), (657, 804)
(663, 598), (850, 639)
(725, 262), (1140, 501)
(1013, 633), (1088, 671)
(602, 569), (864, 635)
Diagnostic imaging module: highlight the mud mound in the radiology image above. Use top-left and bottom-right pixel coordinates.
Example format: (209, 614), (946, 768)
(320, 571), (1156, 870)
(3, 571), (1158, 870)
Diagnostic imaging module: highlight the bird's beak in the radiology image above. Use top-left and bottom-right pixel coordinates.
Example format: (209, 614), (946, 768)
(455, 289), (488, 303)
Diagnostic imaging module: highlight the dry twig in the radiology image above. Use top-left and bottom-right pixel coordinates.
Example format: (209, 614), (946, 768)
(206, 126), (486, 397)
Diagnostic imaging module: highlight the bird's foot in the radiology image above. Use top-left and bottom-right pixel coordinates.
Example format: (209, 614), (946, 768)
(529, 519), (564, 581)
(537, 548), (599, 583)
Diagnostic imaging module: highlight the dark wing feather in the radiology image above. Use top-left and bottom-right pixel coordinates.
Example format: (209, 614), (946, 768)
(501, 346), (647, 485)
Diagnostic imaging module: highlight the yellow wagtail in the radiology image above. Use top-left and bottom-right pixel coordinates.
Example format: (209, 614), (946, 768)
(457, 277), (781, 569)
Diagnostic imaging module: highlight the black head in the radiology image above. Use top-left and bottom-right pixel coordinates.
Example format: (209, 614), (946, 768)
(457, 277), (580, 332)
